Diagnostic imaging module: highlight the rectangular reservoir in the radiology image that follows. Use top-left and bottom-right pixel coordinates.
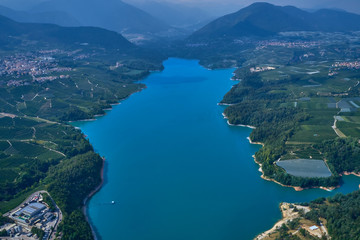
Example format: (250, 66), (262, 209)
(276, 159), (332, 178)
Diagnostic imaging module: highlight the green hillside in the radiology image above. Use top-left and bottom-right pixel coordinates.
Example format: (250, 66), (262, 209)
(190, 2), (360, 40)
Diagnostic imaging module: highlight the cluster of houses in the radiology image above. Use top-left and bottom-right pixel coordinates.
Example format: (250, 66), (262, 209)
(0, 51), (73, 87)
(250, 66), (276, 73)
(329, 61), (360, 76)
(256, 40), (320, 50)
(0, 193), (58, 240)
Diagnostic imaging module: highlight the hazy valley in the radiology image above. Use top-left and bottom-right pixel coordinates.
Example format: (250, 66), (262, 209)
(0, 1), (360, 240)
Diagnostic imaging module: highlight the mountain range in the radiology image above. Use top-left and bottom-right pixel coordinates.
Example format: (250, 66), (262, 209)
(1, 1), (360, 45)
(126, 0), (213, 31)
(0, 14), (133, 50)
(0, 5), (80, 26)
(29, 0), (180, 38)
(190, 2), (360, 40)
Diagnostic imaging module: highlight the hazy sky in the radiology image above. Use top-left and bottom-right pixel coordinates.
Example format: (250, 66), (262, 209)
(126, 0), (360, 15)
(1, 0), (359, 15)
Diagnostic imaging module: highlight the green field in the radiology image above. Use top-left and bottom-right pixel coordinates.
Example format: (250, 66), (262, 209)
(290, 125), (338, 143)
(282, 145), (323, 160)
(337, 121), (360, 137)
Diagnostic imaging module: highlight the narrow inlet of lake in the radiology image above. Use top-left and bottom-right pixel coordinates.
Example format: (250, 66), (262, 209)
(72, 58), (360, 240)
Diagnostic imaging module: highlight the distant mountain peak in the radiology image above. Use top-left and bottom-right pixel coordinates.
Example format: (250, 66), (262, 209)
(189, 2), (360, 41)
(0, 4), (80, 27)
(30, 0), (178, 39)
(0, 14), (134, 50)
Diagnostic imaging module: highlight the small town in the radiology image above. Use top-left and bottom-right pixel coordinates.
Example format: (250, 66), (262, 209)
(0, 51), (78, 87)
(328, 60), (360, 76)
(250, 66), (276, 73)
(332, 61), (360, 69)
(256, 40), (320, 50)
(0, 191), (62, 240)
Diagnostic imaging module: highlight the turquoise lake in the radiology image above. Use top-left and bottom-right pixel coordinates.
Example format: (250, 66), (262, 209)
(72, 58), (360, 240)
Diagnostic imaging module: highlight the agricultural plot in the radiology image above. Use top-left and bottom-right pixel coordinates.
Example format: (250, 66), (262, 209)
(342, 115), (360, 123)
(336, 121), (360, 138)
(281, 145), (323, 160)
(289, 125), (337, 143)
(297, 98), (335, 111)
(276, 159), (332, 178)
(259, 63), (360, 171)
(225, 34), (360, 189)
(243, 46), (295, 66)
(0, 114), (95, 210)
(0, 155), (33, 169)
(335, 111), (360, 137)
(0, 57), (148, 121)
(0, 169), (18, 183)
(286, 97), (339, 143)
(0, 128), (34, 140)
(0, 116), (89, 185)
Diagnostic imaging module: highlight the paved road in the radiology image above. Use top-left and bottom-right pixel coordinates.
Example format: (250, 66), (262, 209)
(4, 191), (40, 217)
(49, 199), (62, 240)
(38, 191), (63, 240)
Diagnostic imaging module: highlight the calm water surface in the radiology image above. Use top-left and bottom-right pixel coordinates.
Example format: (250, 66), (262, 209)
(72, 58), (360, 240)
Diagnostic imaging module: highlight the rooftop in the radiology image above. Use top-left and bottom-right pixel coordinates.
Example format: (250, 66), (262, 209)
(15, 202), (46, 216)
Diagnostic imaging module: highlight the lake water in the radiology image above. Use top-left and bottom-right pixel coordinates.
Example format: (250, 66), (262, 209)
(72, 58), (360, 240)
